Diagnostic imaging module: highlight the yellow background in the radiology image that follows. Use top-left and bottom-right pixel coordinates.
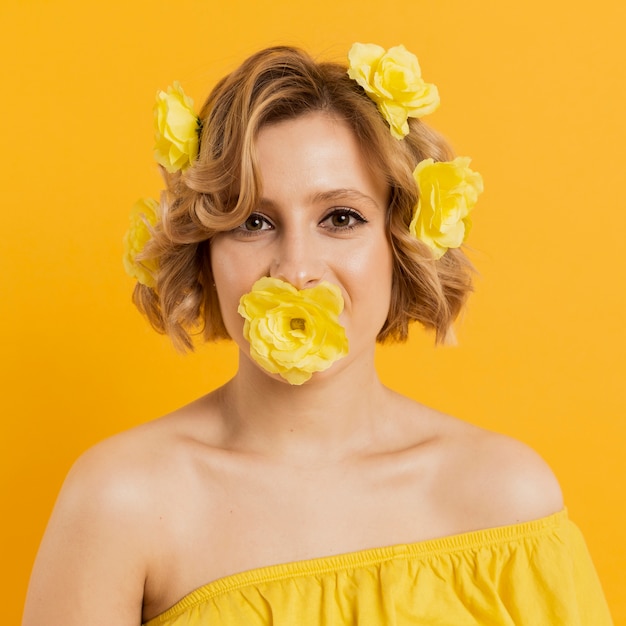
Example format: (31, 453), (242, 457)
(2, 0), (624, 622)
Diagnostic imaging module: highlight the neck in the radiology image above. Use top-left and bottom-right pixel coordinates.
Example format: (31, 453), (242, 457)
(215, 349), (392, 464)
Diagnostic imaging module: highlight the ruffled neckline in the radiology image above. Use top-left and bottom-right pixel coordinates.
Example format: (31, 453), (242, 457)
(145, 509), (568, 625)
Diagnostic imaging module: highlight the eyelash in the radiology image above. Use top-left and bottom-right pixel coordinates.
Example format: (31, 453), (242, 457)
(235, 208), (367, 236)
(235, 214), (273, 236)
(320, 208), (367, 232)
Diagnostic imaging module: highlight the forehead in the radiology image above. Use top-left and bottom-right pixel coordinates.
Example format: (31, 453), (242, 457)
(255, 111), (388, 206)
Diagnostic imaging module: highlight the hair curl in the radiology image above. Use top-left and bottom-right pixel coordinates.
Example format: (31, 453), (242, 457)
(133, 46), (474, 351)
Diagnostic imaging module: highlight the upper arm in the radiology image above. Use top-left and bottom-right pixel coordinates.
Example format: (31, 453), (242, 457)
(23, 442), (151, 626)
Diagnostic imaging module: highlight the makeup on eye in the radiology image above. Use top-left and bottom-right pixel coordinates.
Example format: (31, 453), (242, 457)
(234, 207), (368, 235)
(237, 213), (274, 233)
(319, 208), (367, 232)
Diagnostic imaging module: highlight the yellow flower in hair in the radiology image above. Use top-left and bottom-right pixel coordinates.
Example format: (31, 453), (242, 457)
(348, 43), (440, 139)
(238, 277), (349, 385)
(154, 82), (200, 173)
(123, 197), (159, 288)
(410, 157), (483, 259)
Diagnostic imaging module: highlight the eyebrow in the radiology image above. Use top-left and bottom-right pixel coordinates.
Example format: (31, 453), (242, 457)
(311, 188), (382, 208)
(258, 188), (382, 210)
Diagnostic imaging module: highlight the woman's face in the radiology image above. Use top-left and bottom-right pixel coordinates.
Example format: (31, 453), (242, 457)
(210, 111), (393, 380)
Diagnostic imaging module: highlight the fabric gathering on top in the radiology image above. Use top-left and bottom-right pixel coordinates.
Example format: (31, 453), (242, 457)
(143, 509), (612, 625)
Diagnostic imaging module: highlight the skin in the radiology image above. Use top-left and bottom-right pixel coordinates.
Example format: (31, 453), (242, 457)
(22, 112), (563, 626)
(210, 110), (393, 388)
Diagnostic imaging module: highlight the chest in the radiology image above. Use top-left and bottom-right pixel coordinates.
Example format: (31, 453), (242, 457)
(143, 455), (451, 620)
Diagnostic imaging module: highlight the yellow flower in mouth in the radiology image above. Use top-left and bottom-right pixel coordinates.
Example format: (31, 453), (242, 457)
(238, 277), (349, 385)
(409, 157), (484, 259)
(347, 43), (440, 139)
(154, 82), (200, 173)
(123, 197), (159, 288)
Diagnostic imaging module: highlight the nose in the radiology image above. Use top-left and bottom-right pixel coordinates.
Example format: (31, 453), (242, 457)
(269, 230), (325, 290)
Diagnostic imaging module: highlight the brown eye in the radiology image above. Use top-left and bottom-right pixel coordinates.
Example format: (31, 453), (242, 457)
(245, 215), (263, 230)
(322, 209), (366, 231)
(240, 213), (271, 232)
(331, 212), (351, 227)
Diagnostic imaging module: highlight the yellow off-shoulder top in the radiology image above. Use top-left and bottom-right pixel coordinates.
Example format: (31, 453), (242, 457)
(144, 510), (612, 625)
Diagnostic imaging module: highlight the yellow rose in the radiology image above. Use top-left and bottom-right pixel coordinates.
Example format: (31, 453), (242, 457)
(347, 43), (440, 139)
(154, 82), (199, 173)
(123, 197), (159, 288)
(238, 277), (349, 385)
(409, 157), (484, 259)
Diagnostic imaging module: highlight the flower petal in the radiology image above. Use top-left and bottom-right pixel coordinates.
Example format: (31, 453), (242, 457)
(347, 43), (440, 139)
(238, 277), (349, 385)
(123, 198), (159, 287)
(153, 82), (200, 173)
(409, 157), (483, 259)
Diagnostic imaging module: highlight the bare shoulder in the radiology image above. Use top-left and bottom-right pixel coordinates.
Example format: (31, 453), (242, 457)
(55, 391), (223, 523)
(23, 394), (220, 626)
(388, 395), (564, 531)
(435, 415), (564, 528)
(61, 421), (176, 513)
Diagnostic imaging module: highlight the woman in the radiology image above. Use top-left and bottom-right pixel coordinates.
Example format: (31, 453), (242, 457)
(23, 44), (612, 625)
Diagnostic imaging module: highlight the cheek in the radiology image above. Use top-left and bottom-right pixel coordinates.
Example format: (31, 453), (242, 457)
(341, 237), (393, 312)
(209, 237), (231, 286)
(210, 239), (248, 292)
(347, 237), (393, 282)
(209, 241), (247, 337)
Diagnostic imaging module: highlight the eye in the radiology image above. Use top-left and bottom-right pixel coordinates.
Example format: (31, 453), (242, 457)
(321, 208), (367, 231)
(238, 213), (273, 233)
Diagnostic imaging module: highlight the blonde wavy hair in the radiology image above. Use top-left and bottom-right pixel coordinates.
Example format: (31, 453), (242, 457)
(134, 46), (473, 351)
